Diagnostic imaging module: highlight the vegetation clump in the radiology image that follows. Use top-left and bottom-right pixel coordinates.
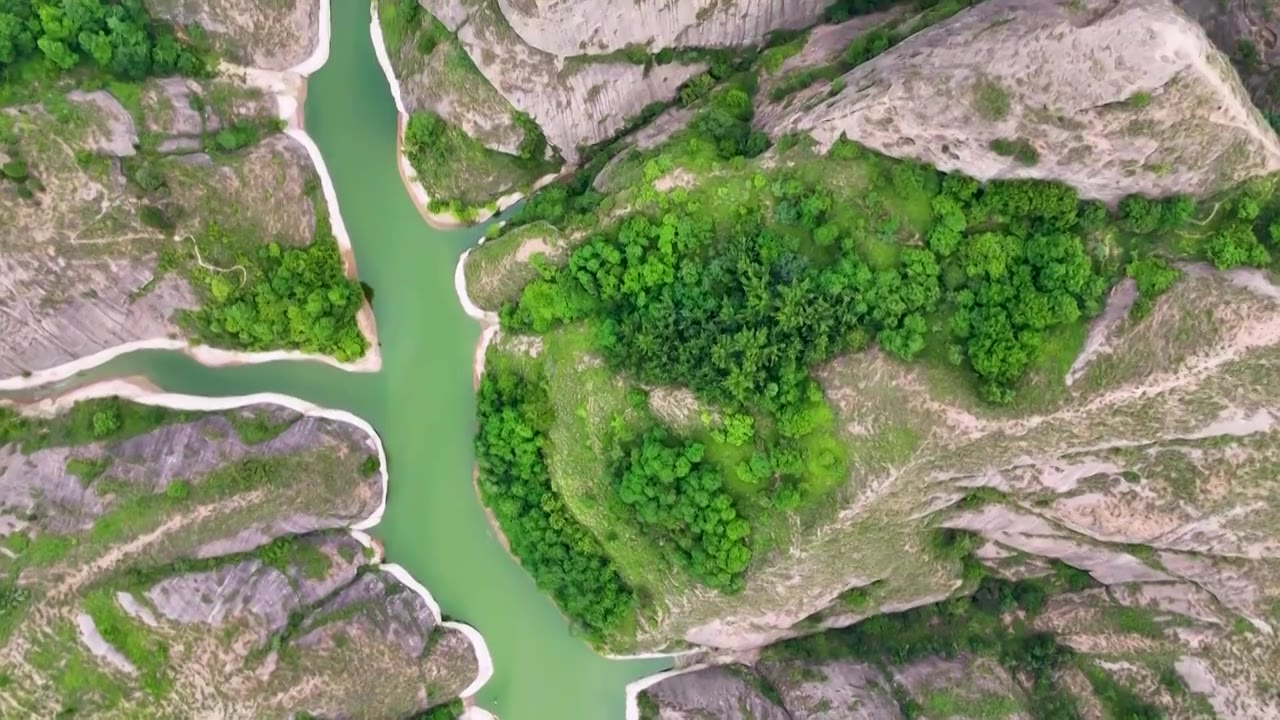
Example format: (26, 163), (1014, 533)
(771, 0), (979, 102)
(768, 537), (1163, 720)
(176, 218), (369, 362)
(474, 356), (635, 639)
(616, 430), (752, 592)
(989, 137), (1038, 165)
(972, 76), (1011, 121)
(0, 0), (206, 88)
(1125, 256), (1181, 319)
(403, 111), (558, 216)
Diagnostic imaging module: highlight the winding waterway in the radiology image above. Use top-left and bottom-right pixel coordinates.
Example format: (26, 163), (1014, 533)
(29, 2), (669, 716)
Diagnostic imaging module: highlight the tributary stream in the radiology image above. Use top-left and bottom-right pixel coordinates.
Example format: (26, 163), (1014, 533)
(26, 1), (670, 716)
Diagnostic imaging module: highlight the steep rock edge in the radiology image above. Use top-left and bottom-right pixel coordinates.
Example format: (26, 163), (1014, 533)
(0, 12), (380, 390)
(422, 0), (707, 162)
(0, 386), (487, 718)
(378, 1), (525, 154)
(144, 0), (321, 71)
(1172, 0), (1280, 122)
(768, 0), (1280, 202)
(618, 266), (1280, 718)
(495, 0), (828, 57)
(0, 81), (301, 381)
(372, 2), (560, 224)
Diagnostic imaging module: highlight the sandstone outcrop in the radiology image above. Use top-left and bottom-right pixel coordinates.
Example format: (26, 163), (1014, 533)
(0, 395), (479, 717)
(769, 0), (1280, 201)
(1173, 0), (1280, 118)
(382, 5), (525, 155)
(422, 0), (706, 161)
(0, 79), (328, 382)
(144, 0), (322, 70)
(495, 0), (828, 56)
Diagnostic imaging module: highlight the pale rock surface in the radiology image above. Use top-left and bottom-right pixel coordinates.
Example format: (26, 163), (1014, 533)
(144, 0), (321, 70)
(387, 8), (525, 155)
(66, 91), (138, 157)
(758, 660), (900, 719)
(495, 0), (828, 56)
(424, 0), (706, 161)
(76, 612), (138, 675)
(770, 0), (1280, 201)
(944, 506), (1174, 585)
(645, 665), (791, 720)
(0, 87), (316, 380)
(147, 534), (366, 646)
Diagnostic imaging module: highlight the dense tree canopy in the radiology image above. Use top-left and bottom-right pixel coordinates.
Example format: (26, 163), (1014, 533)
(615, 430), (752, 592)
(0, 0), (204, 81)
(181, 218), (368, 362)
(474, 357), (635, 638)
(509, 173), (1109, 408)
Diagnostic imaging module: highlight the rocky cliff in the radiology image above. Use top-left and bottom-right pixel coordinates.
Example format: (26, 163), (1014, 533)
(380, 2), (525, 155)
(495, 0), (828, 56)
(624, 264), (1280, 716)
(768, 0), (1280, 202)
(0, 393), (479, 718)
(1173, 0), (1280, 121)
(144, 0), (322, 70)
(420, 0), (707, 161)
(0, 69), (371, 384)
(461, 0), (1280, 710)
(0, 80), (279, 380)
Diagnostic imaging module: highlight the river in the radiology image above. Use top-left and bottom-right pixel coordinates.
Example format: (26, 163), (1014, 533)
(32, 1), (670, 716)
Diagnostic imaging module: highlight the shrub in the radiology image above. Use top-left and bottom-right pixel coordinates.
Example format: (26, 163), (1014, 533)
(1127, 90), (1152, 108)
(988, 138), (1039, 165)
(844, 27), (892, 66)
(678, 73), (716, 106)
(1237, 39), (1261, 68)
(92, 409), (121, 438)
(1126, 256), (1181, 319)
(1204, 224), (1271, 269)
(1, 159), (27, 181)
(972, 77), (1011, 120)
(139, 204), (175, 233)
(513, 111), (547, 161)
(1119, 195), (1161, 234)
(130, 162), (167, 193)
(165, 480), (191, 501)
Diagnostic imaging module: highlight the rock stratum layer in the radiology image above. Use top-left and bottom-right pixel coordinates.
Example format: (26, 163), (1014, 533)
(771, 0), (1280, 201)
(144, 0), (321, 71)
(495, 0), (827, 56)
(0, 80), (313, 381)
(460, 3), (1280, 716)
(635, 270), (1280, 716)
(0, 392), (479, 718)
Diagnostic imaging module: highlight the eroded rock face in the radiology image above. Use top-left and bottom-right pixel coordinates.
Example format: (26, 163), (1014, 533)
(1173, 0), (1280, 117)
(423, 0), (705, 161)
(647, 655), (1030, 720)
(770, 0), (1280, 201)
(495, 0), (827, 56)
(644, 666), (791, 720)
(387, 7), (525, 155)
(143, 0), (321, 70)
(0, 80), (316, 381)
(0, 397), (477, 718)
